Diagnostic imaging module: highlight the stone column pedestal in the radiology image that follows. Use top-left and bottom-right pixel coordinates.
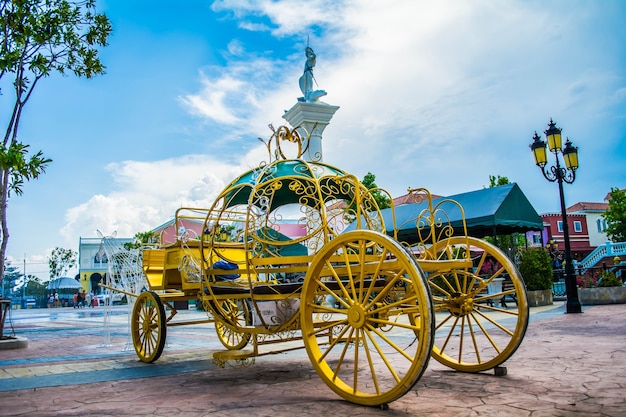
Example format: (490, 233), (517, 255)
(282, 101), (340, 162)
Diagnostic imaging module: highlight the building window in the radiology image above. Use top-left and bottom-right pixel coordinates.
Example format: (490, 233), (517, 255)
(597, 219), (602, 232)
(533, 234), (541, 244)
(603, 219), (607, 231)
(94, 253), (108, 267)
(573, 221), (582, 232)
(557, 221), (563, 232)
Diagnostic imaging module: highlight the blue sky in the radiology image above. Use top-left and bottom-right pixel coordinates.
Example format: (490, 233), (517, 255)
(3, 0), (626, 280)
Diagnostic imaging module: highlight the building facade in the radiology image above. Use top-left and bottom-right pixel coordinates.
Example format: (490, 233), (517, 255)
(78, 236), (133, 294)
(540, 212), (592, 262)
(566, 201), (609, 248)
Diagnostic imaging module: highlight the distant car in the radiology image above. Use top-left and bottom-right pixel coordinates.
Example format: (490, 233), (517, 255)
(95, 294), (108, 306)
(96, 293), (127, 306)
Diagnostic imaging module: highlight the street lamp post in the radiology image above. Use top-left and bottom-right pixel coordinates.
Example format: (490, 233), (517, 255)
(530, 119), (582, 314)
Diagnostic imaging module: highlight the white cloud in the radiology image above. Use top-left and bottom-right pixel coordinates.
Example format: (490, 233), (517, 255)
(59, 149), (274, 241)
(178, 74), (246, 125)
(211, 0), (343, 36)
(10, 0), (624, 270)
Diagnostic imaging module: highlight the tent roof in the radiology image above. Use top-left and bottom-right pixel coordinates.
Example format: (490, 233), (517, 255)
(47, 277), (82, 290)
(382, 183), (543, 243)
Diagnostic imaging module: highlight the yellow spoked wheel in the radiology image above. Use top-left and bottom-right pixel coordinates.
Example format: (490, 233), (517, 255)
(425, 236), (529, 372)
(214, 299), (252, 350)
(301, 230), (434, 406)
(131, 291), (167, 363)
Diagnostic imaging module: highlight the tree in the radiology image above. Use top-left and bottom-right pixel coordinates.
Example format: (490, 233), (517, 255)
(123, 231), (158, 250)
(48, 247), (77, 279)
(345, 172), (392, 222)
(1, 261), (21, 297)
(361, 172), (391, 210)
(0, 0), (111, 284)
(487, 175), (510, 188)
(603, 187), (626, 242)
(484, 175), (526, 259)
(24, 275), (46, 298)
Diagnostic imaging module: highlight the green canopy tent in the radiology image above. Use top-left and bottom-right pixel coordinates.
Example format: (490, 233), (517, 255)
(351, 183), (543, 244)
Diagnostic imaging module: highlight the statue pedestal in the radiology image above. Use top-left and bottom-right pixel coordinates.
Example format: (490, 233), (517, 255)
(282, 101), (339, 162)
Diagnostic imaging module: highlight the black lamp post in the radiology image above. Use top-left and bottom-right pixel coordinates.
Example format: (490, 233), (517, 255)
(530, 119), (582, 314)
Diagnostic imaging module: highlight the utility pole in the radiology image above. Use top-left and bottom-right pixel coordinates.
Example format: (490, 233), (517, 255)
(22, 255), (26, 308)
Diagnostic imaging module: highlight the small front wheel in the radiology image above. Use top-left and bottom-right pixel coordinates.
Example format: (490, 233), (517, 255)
(215, 299), (252, 350)
(131, 291), (167, 363)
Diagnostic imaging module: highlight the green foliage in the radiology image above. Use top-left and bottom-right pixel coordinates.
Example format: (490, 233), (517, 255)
(345, 172), (391, 222)
(362, 172), (392, 210)
(0, 0), (111, 286)
(124, 231), (157, 250)
(603, 187), (626, 243)
(517, 247), (553, 291)
(598, 271), (623, 288)
(48, 247), (77, 279)
(487, 175), (510, 188)
(24, 275), (47, 297)
(2, 262), (22, 297)
(0, 142), (51, 196)
(578, 270), (624, 288)
(483, 234), (527, 259)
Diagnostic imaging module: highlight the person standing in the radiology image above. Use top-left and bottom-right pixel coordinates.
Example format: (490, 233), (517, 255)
(80, 290), (87, 308)
(86, 291), (93, 308)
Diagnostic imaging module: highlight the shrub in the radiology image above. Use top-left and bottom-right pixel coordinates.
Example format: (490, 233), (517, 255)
(577, 271), (600, 288)
(518, 247), (553, 291)
(577, 270), (622, 288)
(598, 271), (623, 288)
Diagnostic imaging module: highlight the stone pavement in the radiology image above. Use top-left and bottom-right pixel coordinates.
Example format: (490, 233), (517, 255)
(0, 302), (625, 417)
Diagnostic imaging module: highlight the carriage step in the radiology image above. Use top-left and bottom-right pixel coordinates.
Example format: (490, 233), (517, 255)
(213, 349), (254, 360)
(212, 349), (256, 368)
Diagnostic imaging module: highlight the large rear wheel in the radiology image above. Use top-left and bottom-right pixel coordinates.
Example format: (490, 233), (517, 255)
(301, 230), (434, 406)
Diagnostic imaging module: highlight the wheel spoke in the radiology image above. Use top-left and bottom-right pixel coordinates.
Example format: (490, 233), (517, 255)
(363, 325), (402, 382)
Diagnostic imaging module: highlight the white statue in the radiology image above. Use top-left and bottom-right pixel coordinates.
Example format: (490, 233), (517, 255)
(298, 46), (326, 102)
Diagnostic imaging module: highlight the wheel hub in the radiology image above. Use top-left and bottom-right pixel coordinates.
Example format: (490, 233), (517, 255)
(445, 292), (474, 317)
(348, 304), (367, 328)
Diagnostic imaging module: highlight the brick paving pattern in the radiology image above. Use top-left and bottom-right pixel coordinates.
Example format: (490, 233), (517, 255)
(0, 302), (625, 416)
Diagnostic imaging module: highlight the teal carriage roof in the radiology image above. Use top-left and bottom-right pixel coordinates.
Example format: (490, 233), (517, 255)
(222, 159), (356, 211)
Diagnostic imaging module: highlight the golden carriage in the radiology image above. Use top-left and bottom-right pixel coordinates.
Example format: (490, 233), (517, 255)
(113, 126), (529, 407)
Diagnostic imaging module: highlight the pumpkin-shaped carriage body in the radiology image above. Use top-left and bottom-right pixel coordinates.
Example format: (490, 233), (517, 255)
(126, 127), (529, 407)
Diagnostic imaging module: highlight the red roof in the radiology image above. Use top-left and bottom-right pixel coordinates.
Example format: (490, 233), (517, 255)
(567, 202), (608, 212)
(393, 192), (443, 206)
(604, 188), (626, 201)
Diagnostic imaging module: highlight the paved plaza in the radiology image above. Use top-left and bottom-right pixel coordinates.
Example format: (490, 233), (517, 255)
(0, 302), (625, 417)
